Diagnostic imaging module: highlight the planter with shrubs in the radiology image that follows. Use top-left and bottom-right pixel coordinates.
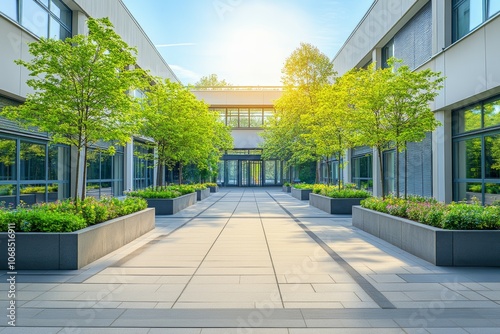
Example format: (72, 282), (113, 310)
(193, 184), (211, 201)
(291, 184), (314, 201)
(127, 185), (197, 215)
(206, 183), (219, 193)
(310, 184), (371, 214)
(353, 196), (500, 266)
(0, 197), (153, 270)
(282, 182), (291, 193)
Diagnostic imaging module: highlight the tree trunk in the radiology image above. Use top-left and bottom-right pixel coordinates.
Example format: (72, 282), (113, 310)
(316, 160), (320, 184)
(404, 143), (408, 199)
(74, 147), (81, 201)
(326, 159), (331, 185)
(337, 153), (342, 190)
(157, 163), (164, 187)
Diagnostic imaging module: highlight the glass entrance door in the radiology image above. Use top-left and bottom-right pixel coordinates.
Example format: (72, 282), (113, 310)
(240, 160), (262, 186)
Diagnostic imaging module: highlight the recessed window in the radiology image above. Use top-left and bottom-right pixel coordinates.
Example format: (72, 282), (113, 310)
(0, 0), (18, 20)
(453, 0), (500, 42)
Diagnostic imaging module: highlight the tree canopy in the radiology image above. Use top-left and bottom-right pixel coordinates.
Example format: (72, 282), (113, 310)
(0, 17), (145, 200)
(194, 74), (231, 88)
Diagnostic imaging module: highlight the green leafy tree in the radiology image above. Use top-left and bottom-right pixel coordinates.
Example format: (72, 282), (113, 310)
(1, 18), (145, 200)
(195, 74), (231, 88)
(383, 58), (444, 197)
(262, 43), (336, 182)
(140, 79), (232, 185)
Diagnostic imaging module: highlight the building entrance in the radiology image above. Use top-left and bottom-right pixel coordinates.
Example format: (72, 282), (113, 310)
(218, 157), (282, 187)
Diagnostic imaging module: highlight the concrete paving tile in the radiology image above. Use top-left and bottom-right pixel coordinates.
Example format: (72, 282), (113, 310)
(68, 329), (151, 334)
(290, 330), (405, 334)
(196, 268), (274, 275)
(84, 275), (161, 284)
(340, 301), (380, 308)
(172, 302), (256, 308)
(183, 284), (278, 293)
(17, 283), (59, 291)
(284, 274), (334, 284)
(426, 329), (468, 334)
(403, 290), (469, 301)
(239, 276), (277, 284)
(20, 300), (96, 308)
(201, 329), (288, 334)
(155, 302), (174, 308)
(0, 327), (63, 333)
(148, 329), (201, 334)
(189, 276), (241, 284)
(392, 301), (499, 308)
(281, 291), (361, 302)
(177, 291), (280, 303)
(155, 276), (192, 284)
(478, 291), (500, 300)
(284, 302), (344, 308)
(367, 274), (407, 283)
(465, 329), (500, 334)
(279, 284), (315, 293)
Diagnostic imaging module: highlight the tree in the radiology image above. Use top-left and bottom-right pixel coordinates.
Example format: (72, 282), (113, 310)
(195, 74), (231, 88)
(346, 60), (443, 197)
(140, 79), (232, 185)
(262, 43), (336, 182)
(1, 18), (145, 201)
(383, 58), (444, 197)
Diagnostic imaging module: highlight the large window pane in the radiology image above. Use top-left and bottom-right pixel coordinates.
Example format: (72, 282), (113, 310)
(227, 108), (238, 127)
(86, 150), (100, 180)
(48, 144), (70, 181)
(0, 138), (16, 181)
(383, 150), (396, 195)
(265, 160), (276, 185)
(454, 105), (482, 134)
(453, 0), (484, 41)
(263, 108), (273, 125)
(0, 0), (18, 20)
(22, 0), (49, 38)
(50, 0), (71, 27)
(250, 108), (263, 127)
(101, 153), (112, 179)
(239, 108), (249, 128)
(489, 0), (500, 17)
(455, 137), (482, 179)
(20, 142), (45, 180)
(485, 134), (500, 179)
(484, 99), (500, 128)
(455, 181), (482, 203)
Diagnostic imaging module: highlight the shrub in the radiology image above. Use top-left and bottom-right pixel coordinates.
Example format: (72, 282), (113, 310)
(0, 185), (13, 196)
(204, 183), (218, 188)
(361, 196), (500, 230)
(313, 185), (371, 199)
(293, 183), (314, 190)
(127, 185), (196, 199)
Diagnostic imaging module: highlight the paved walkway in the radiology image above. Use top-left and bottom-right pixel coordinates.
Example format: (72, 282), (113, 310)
(1, 188), (500, 333)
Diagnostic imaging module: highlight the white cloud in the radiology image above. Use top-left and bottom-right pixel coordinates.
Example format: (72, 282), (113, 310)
(168, 64), (200, 84)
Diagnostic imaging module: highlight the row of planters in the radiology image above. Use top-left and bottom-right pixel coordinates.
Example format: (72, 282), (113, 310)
(354, 196), (500, 266)
(0, 183), (218, 270)
(126, 183), (218, 215)
(286, 183), (371, 214)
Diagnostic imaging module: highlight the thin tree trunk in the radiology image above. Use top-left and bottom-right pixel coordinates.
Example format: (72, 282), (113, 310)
(179, 163), (183, 185)
(81, 144), (88, 201)
(404, 143), (408, 199)
(74, 147), (81, 201)
(337, 153), (342, 190)
(316, 160), (320, 184)
(326, 159), (331, 185)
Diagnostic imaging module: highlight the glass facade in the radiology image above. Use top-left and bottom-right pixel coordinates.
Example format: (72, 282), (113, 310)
(453, 0), (500, 42)
(0, 0), (72, 40)
(212, 107), (274, 128)
(453, 96), (500, 204)
(133, 140), (154, 190)
(0, 135), (70, 207)
(383, 150), (396, 195)
(86, 147), (124, 199)
(352, 154), (373, 191)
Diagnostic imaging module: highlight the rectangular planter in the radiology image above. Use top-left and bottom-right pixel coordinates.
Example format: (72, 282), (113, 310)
(291, 188), (312, 201)
(196, 188), (210, 201)
(352, 206), (500, 266)
(282, 186), (291, 193)
(209, 186), (219, 193)
(0, 208), (155, 270)
(309, 193), (364, 214)
(146, 192), (197, 215)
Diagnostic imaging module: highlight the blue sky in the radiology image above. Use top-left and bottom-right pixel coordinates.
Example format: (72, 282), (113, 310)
(121, 0), (374, 85)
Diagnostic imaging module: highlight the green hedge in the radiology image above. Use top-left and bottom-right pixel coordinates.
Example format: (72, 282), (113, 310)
(292, 183), (315, 190)
(361, 195), (500, 230)
(0, 196), (147, 232)
(312, 184), (371, 198)
(127, 185), (196, 199)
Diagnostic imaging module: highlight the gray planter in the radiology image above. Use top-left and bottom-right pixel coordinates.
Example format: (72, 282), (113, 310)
(291, 188), (312, 201)
(282, 186), (291, 193)
(209, 186), (219, 193)
(309, 193), (364, 214)
(352, 206), (500, 267)
(0, 208), (155, 270)
(146, 192), (196, 215)
(196, 188), (210, 201)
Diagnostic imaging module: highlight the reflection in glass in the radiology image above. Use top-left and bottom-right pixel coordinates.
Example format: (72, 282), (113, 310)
(20, 183), (47, 205)
(20, 142), (46, 180)
(489, 0), (500, 17)
(217, 161), (224, 185)
(455, 138), (481, 179)
(86, 182), (100, 199)
(453, 0), (484, 41)
(228, 109), (238, 128)
(250, 108), (263, 127)
(383, 150), (396, 195)
(239, 109), (249, 128)
(352, 155), (373, 191)
(134, 141), (154, 190)
(22, 0), (49, 38)
(48, 144), (70, 181)
(265, 161), (276, 185)
(263, 109), (273, 125)
(484, 99), (500, 128)
(0, 138), (16, 181)
(485, 134), (500, 179)
(456, 106), (482, 133)
(226, 160), (238, 185)
(0, 184), (16, 208)
(50, 0), (71, 27)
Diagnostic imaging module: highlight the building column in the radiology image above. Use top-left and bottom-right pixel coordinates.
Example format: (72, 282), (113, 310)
(432, 0), (452, 54)
(433, 110), (453, 203)
(372, 147), (382, 197)
(124, 141), (134, 192)
(343, 149), (351, 185)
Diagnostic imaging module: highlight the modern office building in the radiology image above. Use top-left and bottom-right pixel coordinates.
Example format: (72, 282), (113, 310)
(0, 0), (178, 206)
(332, 0), (500, 204)
(192, 87), (285, 187)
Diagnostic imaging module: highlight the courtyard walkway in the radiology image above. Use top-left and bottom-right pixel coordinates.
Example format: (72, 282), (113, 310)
(1, 188), (500, 333)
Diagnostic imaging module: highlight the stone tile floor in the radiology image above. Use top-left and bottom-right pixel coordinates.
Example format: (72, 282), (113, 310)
(1, 188), (499, 333)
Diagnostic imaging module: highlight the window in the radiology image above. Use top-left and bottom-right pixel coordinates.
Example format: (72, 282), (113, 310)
(227, 109), (239, 128)
(86, 148), (124, 198)
(383, 150), (396, 195)
(0, 138), (16, 181)
(20, 141), (46, 180)
(2, 0), (71, 40)
(133, 141), (154, 190)
(210, 107), (271, 128)
(453, 0), (499, 42)
(352, 154), (373, 191)
(239, 108), (249, 128)
(453, 96), (500, 204)
(0, 0), (18, 20)
(250, 108), (263, 127)
(381, 39), (394, 69)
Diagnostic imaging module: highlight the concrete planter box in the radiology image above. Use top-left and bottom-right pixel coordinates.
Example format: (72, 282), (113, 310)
(282, 186), (291, 193)
(352, 206), (500, 267)
(309, 193), (364, 214)
(0, 208), (155, 270)
(196, 188), (210, 201)
(209, 186), (219, 193)
(146, 192), (196, 215)
(291, 188), (312, 201)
